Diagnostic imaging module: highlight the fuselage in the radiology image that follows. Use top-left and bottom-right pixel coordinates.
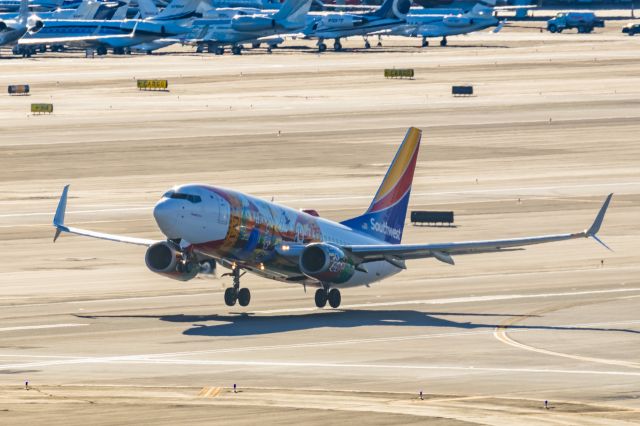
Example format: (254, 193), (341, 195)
(153, 184), (401, 288)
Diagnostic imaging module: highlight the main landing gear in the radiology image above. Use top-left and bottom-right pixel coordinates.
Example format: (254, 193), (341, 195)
(315, 284), (341, 309)
(223, 266), (251, 307)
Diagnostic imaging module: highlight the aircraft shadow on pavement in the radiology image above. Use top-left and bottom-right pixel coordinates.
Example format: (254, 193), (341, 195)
(74, 309), (640, 338)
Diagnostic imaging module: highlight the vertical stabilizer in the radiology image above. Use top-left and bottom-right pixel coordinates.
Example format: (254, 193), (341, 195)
(341, 127), (422, 244)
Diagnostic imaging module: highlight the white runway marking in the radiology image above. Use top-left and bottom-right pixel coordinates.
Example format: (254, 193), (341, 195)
(254, 287), (640, 315)
(0, 323), (88, 332)
(0, 319), (638, 372)
(1, 356), (639, 378)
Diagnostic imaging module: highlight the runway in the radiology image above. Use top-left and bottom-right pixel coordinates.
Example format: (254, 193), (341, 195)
(1, 26), (640, 425)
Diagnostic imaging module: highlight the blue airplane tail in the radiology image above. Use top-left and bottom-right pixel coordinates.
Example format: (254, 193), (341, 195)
(341, 128), (422, 244)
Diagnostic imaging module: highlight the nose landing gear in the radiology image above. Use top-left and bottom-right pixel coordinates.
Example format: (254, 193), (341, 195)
(223, 266), (250, 307)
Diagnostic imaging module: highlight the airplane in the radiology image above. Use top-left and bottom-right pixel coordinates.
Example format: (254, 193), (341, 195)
(183, 0), (311, 55)
(303, 0), (411, 52)
(18, 0), (201, 55)
(52, 128), (613, 310)
(0, 0), (32, 55)
(0, 0), (61, 12)
(386, 0), (503, 48)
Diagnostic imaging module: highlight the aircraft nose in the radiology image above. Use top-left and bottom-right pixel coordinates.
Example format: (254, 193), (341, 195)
(153, 199), (179, 239)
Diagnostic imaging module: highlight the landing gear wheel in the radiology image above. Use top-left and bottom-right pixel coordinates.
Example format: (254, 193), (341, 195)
(377, 35), (382, 47)
(238, 288), (251, 307)
(224, 287), (237, 306)
(251, 42), (261, 48)
(421, 38), (429, 47)
(328, 288), (341, 308)
(214, 46), (224, 55)
(440, 37), (447, 47)
(318, 42), (327, 52)
(231, 45), (242, 55)
(333, 39), (342, 51)
(314, 289), (327, 308)
(96, 46), (107, 56)
(364, 40), (371, 49)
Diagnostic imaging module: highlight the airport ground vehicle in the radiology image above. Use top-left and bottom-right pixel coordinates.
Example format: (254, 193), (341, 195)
(622, 22), (640, 36)
(52, 128), (613, 309)
(547, 11), (604, 34)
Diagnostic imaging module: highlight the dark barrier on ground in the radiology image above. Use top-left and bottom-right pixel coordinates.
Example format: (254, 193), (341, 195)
(137, 79), (169, 91)
(31, 103), (53, 114)
(8, 85), (30, 95)
(411, 211), (454, 227)
(384, 69), (414, 79)
(452, 85), (473, 96)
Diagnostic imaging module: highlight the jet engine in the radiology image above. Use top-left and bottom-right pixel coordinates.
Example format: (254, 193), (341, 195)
(392, 0), (412, 19)
(145, 241), (198, 281)
(299, 243), (355, 284)
(0, 22), (7, 32)
(27, 17), (44, 33)
(231, 15), (275, 32)
(442, 15), (472, 27)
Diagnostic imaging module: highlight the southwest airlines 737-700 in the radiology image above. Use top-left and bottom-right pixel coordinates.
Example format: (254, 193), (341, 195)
(53, 128), (613, 309)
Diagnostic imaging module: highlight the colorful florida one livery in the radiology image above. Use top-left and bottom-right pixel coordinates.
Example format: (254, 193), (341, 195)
(52, 128), (614, 310)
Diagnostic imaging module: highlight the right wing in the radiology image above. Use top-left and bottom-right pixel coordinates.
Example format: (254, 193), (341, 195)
(344, 194), (613, 267)
(53, 185), (157, 246)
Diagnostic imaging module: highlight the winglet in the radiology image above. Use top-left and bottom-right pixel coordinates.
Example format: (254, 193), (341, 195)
(53, 185), (70, 242)
(585, 193), (613, 251)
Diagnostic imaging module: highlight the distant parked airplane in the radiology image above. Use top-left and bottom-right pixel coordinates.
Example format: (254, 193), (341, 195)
(19, 0), (200, 55)
(53, 128), (613, 309)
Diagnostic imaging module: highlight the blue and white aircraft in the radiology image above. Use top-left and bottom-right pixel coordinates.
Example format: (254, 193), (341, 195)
(19, 0), (201, 55)
(52, 128), (613, 309)
(182, 0), (311, 55)
(304, 0), (411, 52)
(387, 0), (502, 48)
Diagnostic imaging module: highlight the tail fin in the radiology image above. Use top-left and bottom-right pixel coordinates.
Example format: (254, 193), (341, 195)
(468, 0), (497, 16)
(137, 0), (159, 18)
(273, 0), (311, 24)
(369, 0), (410, 20)
(19, 0), (29, 21)
(341, 128), (422, 244)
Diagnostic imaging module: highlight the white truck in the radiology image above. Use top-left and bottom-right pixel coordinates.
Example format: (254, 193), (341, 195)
(547, 12), (605, 34)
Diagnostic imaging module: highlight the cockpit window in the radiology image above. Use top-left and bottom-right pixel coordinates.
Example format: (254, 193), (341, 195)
(170, 192), (202, 203)
(163, 190), (175, 198)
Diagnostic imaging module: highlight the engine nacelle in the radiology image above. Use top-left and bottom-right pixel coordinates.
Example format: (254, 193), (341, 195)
(442, 15), (472, 27)
(0, 22), (8, 32)
(27, 18), (44, 33)
(231, 15), (275, 32)
(145, 241), (197, 281)
(299, 243), (355, 284)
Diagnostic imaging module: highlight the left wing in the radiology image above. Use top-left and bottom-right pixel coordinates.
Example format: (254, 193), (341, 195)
(53, 185), (158, 246)
(344, 194), (613, 267)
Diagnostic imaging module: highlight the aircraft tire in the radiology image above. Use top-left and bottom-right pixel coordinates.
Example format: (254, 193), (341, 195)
(224, 287), (237, 306)
(333, 42), (342, 52)
(314, 289), (327, 308)
(215, 47), (224, 55)
(328, 288), (341, 309)
(364, 41), (371, 49)
(238, 288), (251, 307)
(318, 43), (327, 52)
(421, 39), (429, 47)
(232, 46), (242, 55)
(440, 38), (447, 47)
